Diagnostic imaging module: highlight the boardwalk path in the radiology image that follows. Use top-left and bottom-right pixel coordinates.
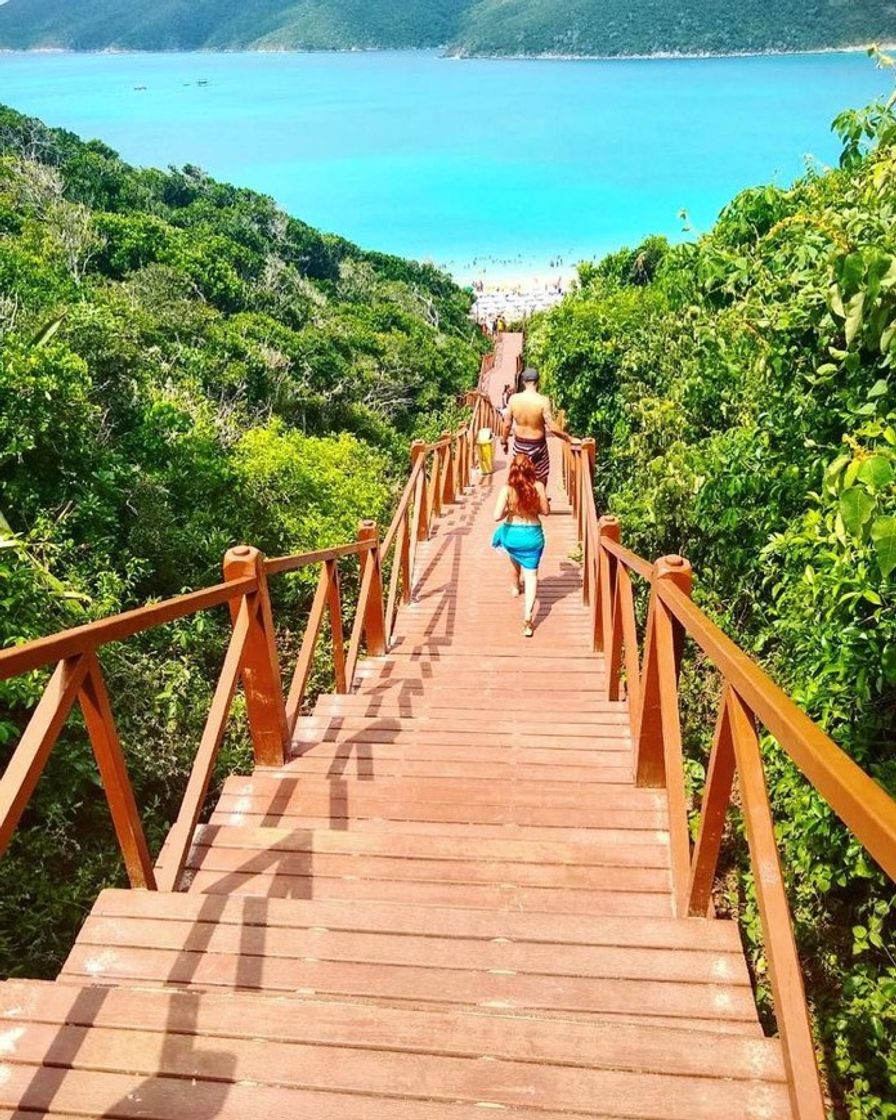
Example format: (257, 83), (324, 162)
(0, 335), (792, 1117)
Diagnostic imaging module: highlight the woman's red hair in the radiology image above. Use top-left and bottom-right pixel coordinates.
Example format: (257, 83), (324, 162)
(508, 454), (540, 517)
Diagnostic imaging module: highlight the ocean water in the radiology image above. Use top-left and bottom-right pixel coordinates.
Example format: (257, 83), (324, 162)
(0, 50), (891, 280)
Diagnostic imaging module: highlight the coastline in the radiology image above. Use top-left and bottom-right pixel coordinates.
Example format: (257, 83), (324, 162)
(444, 41), (896, 63)
(1, 41), (893, 60)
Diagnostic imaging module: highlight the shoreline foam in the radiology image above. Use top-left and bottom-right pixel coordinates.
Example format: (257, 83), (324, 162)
(0, 42), (893, 60)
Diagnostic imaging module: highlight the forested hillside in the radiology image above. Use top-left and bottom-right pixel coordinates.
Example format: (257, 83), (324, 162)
(527, 97), (896, 1116)
(456, 0), (896, 58)
(0, 104), (484, 975)
(0, 0), (893, 55)
(0, 0), (468, 50)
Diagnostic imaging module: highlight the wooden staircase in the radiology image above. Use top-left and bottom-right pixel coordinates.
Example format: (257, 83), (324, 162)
(2, 333), (894, 1119)
(0, 441), (789, 1116)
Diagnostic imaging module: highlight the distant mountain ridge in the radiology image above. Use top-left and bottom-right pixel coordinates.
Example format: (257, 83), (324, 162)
(0, 0), (894, 56)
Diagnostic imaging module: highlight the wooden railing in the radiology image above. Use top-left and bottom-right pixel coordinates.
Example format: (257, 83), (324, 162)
(562, 438), (896, 1120)
(0, 388), (497, 899)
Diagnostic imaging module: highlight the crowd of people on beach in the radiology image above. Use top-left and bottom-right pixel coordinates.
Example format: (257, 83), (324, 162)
(471, 277), (567, 331)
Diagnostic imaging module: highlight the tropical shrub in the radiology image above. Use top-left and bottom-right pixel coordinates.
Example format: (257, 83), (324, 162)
(0, 103), (485, 977)
(528, 94), (896, 1117)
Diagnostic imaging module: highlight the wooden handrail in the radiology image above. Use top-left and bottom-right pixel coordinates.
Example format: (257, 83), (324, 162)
(0, 378), (483, 909)
(264, 540), (374, 576)
(382, 457), (425, 556)
(0, 577), (257, 680)
(600, 533), (654, 581)
(561, 424), (896, 1120)
(657, 578), (896, 883)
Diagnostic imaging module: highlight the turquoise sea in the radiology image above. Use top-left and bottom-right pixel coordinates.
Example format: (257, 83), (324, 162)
(0, 50), (891, 280)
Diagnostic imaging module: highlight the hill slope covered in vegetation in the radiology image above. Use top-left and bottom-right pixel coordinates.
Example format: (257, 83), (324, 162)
(0, 103), (484, 976)
(0, 0), (893, 55)
(456, 0), (896, 58)
(527, 96), (896, 1116)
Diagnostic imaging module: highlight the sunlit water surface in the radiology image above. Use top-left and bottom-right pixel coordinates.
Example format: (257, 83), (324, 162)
(0, 50), (889, 279)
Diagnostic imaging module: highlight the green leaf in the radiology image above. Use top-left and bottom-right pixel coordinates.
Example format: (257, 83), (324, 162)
(845, 292), (865, 345)
(857, 455), (894, 489)
(868, 378), (889, 398)
(844, 459), (862, 488)
(883, 645), (896, 684)
(839, 252), (865, 293)
(29, 314), (66, 350)
(880, 319), (896, 352)
(870, 515), (896, 577)
(839, 487), (875, 537)
(823, 454), (850, 494)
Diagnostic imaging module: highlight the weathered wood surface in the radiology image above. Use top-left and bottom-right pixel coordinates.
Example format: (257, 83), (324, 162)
(0, 335), (794, 1119)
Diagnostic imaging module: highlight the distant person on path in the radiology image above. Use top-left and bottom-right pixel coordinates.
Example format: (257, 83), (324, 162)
(501, 367), (573, 484)
(492, 454), (549, 637)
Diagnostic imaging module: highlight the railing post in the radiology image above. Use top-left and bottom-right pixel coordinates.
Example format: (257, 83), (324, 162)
(79, 654), (156, 890)
(441, 431), (455, 505)
(580, 437), (596, 546)
(598, 517), (623, 676)
(430, 442), (444, 520)
(687, 684), (736, 916)
(326, 558), (347, 693)
(411, 440), (429, 541)
(358, 520), (386, 657)
(634, 555), (693, 787)
(399, 515), (412, 605)
(728, 690), (826, 1120)
(222, 545), (288, 767)
(595, 515), (619, 654)
(568, 442), (580, 535)
(634, 555), (693, 914)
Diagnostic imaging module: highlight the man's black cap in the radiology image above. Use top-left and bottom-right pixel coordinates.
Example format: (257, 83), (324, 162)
(521, 367), (539, 383)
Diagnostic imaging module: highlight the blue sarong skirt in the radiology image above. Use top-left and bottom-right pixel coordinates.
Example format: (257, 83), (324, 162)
(491, 521), (545, 570)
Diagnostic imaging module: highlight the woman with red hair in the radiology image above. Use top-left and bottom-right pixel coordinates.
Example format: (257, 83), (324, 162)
(492, 453), (550, 637)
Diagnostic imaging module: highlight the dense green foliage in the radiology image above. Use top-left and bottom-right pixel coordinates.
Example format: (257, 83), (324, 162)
(0, 103), (483, 976)
(527, 98), (896, 1116)
(0, 0), (468, 50)
(456, 0), (896, 58)
(1, 0), (893, 55)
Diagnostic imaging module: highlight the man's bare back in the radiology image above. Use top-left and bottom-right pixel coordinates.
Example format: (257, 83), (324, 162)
(501, 377), (572, 446)
(507, 389), (554, 440)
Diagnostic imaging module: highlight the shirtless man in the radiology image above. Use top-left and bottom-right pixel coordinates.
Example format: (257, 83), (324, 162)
(501, 367), (573, 486)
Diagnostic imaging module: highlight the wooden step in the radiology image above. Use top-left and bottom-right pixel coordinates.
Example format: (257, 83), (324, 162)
(209, 808), (670, 845)
(312, 693), (626, 718)
(58, 891), (759, 1034)
(85, 890), (743, 951)
(231, 767), (660, 802)
(188, 823), (672, 869)
(211, 780), (667, 833)
(272, 753), (636, 784)
(168, 823), (671, 912)
(312, 695), (629, 720)
(0, 978), (784, 1081)
(291, 724), (630, 752)
(296, 711), (631, 737)
(0, 980), (790, 1118)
